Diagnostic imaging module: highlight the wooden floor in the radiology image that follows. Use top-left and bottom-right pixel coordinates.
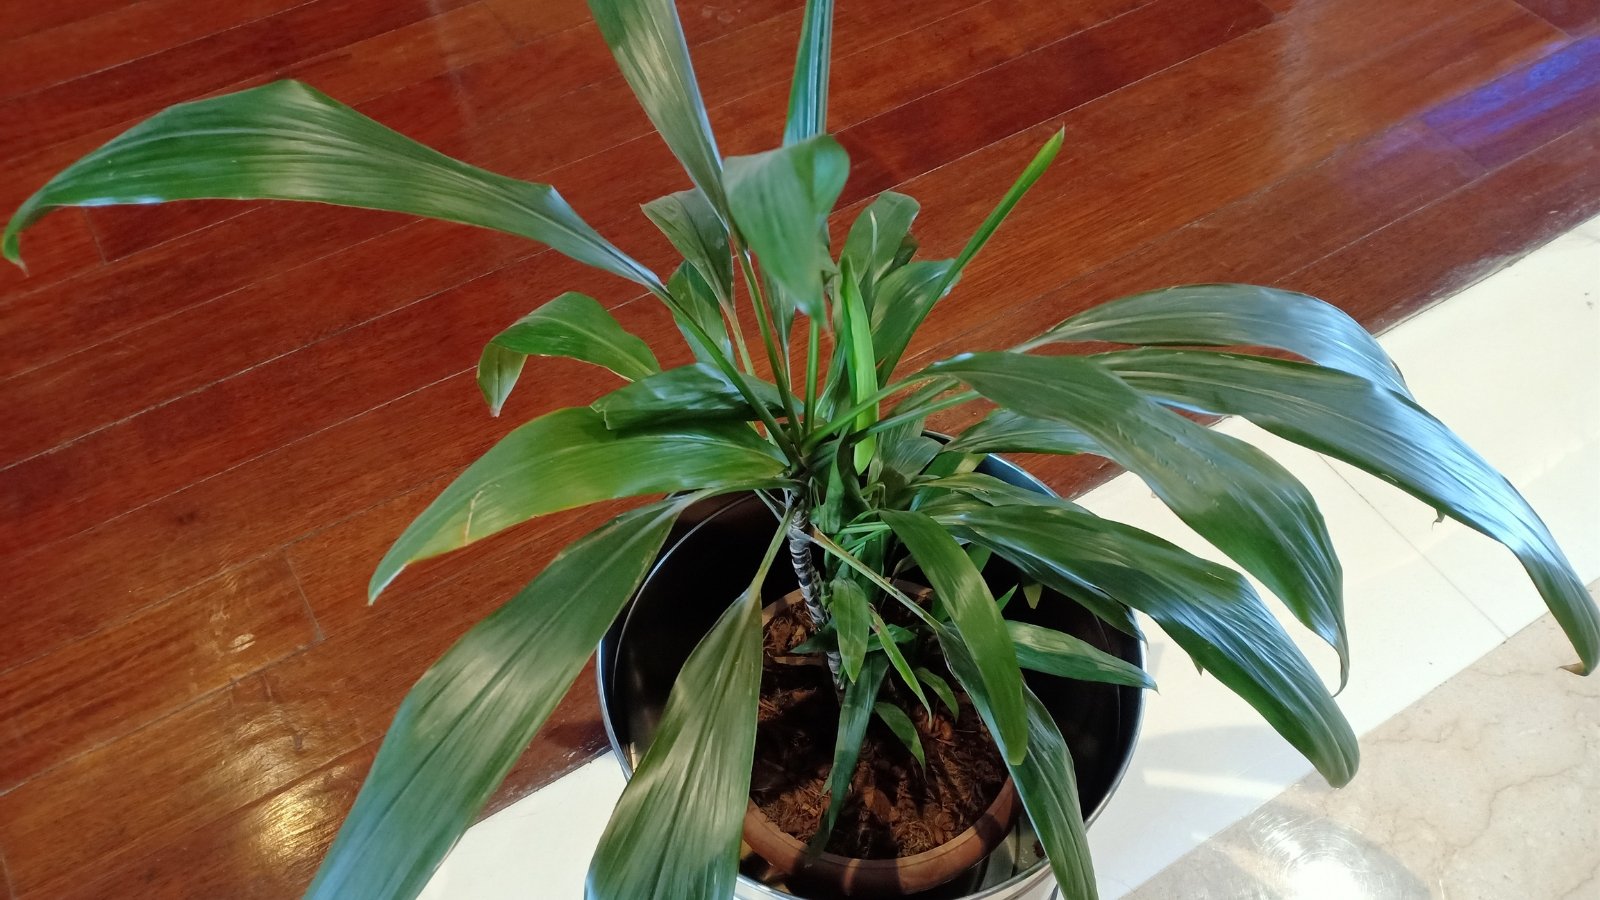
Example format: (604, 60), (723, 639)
(0, 0), (1596, 895)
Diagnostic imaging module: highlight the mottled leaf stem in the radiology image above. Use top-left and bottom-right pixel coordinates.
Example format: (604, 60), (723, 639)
(786, 490), (841, 684)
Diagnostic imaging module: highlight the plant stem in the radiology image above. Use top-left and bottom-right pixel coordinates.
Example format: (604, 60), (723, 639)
(648, 284), (800, 461)
(736, 247), (803, 438)
(785, 490), (840, 684)
(804, 318), (820, 435)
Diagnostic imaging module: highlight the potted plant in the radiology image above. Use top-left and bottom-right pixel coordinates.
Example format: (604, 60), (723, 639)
(5, 0), (1595, 898)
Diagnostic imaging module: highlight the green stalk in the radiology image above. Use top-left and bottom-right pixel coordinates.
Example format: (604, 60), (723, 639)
(807, 530), (938, 629)
(804, 318), (821, 433)
(861, 390), (978, 437)
(736, 246), (804, 441)
(803, 373), (937, 452)
(648, 283), (801, 462)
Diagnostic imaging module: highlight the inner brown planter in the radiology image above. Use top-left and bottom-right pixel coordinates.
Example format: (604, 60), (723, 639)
(742, 590), (1023, 896)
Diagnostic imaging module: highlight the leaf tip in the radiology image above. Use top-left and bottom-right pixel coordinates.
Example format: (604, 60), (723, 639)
(1562, 660), (1591, 676)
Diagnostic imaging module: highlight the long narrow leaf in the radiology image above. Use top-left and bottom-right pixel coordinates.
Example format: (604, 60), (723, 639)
(1102, 348), (1600, 674)
(942, 638), (1097, 900)
(587, 0), (729, 219)
(4, 81), (659, 289)
(1033, 284), (1411, 397)
(306, 499), (688, 900)
(873, 702), (926, 767)
(591, 362), (784, 430)
(585, 536), (770, 899)
(477, 292), (660, 416)
(936, 129), (1063, 296)
(725, 135), (849, 318)
(814, 654), (889, 845)
(938, 502), (1359, 786)
(371, 407), (786, 598)
(784, 0), (835, 145)
(839, 259), (879, 471)
(880, 509), (1028, 764)
(1008, 621), (1155, 689)
(830, 577), (871, 681)
(931, 351), (1349, 683)
(944, 408), (1099, 456)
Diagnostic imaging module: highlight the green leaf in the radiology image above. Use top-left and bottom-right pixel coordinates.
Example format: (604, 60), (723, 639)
(587, 0), (728, 220)
(841, 191), (919, 299)
(666, 263), (734, 366)
(586, 552), (766, 899)
(371, 407), (786, 598)
(1008, 621), (1154, 689)
(784, 0), (835, 145)
(944, 408), (1099, 456)
(873, 701), (926, 768)
(4, 81), (659, 289)
(839, 259), (879, 471)
(644, 188), (733, 305)
(938, 502), (1359, 786)
(829, 577), (871, 681)
(815, 654), (888, 845)
(591, 363), (784, 430)
(914, 666), (960, 716)
(870, 259), (956, 382)
(936, 129), (1063, 296)
(476, 292), (660, 416)
(872, 609), (931, 714)
(306, 499), (687, 900)
(931, 351), (1348, 684)
(1102, 348), (1600, 675)
(724, 135), (850, 317)
(1034, 283), (1411, 398)
(880, 509), (1028, 765)
(915, 473), (1136, 638)
(942, 636), (1097, 900)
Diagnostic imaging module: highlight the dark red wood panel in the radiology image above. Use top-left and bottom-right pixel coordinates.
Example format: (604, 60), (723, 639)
(1517, 0), (1600, 33)
(2, 0), (1597, 894)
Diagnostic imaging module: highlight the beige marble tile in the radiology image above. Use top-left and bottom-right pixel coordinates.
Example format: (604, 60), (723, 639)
(1126, 589), (1600, 900)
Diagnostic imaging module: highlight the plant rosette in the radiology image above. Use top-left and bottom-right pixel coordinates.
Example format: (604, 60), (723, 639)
(6, 0), (1596, 898)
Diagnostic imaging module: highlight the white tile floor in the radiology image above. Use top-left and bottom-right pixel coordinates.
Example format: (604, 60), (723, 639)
(419, 215), (1600, 899)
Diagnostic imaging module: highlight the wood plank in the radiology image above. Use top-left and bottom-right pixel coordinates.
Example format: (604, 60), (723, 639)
(904, 122), (1486, 364)
(0, 503), (605, 894)
(0, 555), (317, 793)
(77, 0), (796, 262)
(84, 2), (523, 261)
(1289, 116), (1600, 332)
(0, 0), (308, 104)
(880, 0), (1562, 366)
(0, 673), (363, 896)
(0, 0), (131, 44)
(1424, 33), (1600, 167)
(0, 0), (477, 160)
(48, 746), (377, 900)
(837, 0), (1276, 199)
(1517, 0), (1600, 33)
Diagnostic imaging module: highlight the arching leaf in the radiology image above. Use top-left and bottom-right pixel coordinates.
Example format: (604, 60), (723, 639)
(931, 351), (1349, 684)
(4, 80), (659, 290)
(477, 292), (660, 416)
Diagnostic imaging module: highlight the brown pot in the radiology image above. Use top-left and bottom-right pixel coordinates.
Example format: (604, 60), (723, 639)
(744, 591), (1025, 896)
(742, 779), (1021, 897)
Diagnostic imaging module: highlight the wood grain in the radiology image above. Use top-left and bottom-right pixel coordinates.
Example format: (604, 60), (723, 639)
(2, 0), (1597, 893)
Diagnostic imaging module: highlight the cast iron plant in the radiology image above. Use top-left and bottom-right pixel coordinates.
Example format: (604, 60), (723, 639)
(5, 1), (1596, 898)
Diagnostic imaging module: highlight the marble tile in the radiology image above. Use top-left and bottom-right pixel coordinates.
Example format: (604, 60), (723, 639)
(1125, 597), (1600, 900)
